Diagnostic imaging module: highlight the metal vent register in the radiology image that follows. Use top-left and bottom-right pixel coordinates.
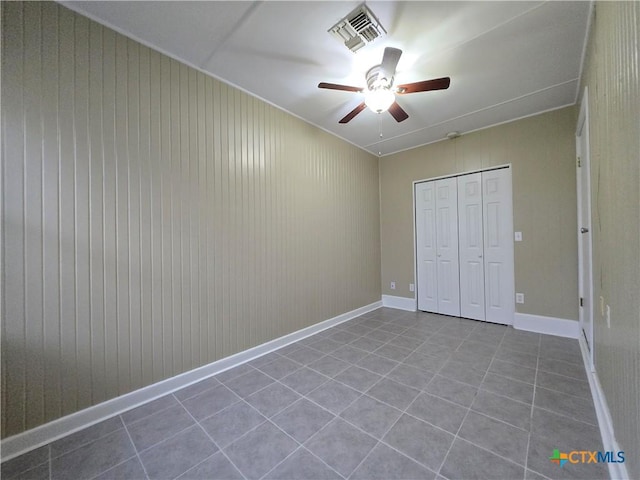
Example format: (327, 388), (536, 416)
(329, 4), (386, 53)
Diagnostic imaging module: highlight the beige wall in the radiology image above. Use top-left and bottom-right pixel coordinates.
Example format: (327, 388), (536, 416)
(380, 106), (579, 320)
(579, 2), (640, 477)
(0, 2), (381, 438)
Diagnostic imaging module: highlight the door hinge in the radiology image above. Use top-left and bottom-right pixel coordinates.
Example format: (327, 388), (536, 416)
(577, 156), (581, 168)
(580, 297), (584, 307)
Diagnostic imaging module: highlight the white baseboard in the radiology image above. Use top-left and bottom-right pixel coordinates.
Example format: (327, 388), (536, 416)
(0, 300), (382, 462)
(381, 295), (417, 312)
(578, 336), (629, 480)
(513, 312), (579, 338)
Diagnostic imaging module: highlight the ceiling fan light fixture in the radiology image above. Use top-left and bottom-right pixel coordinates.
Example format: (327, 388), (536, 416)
(365, 88), (395, 113)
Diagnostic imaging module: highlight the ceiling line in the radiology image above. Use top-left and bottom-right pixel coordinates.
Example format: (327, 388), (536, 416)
(574, 1), (595, 104)
(413, 1), (548, 66)
(375, 102), (576, 158)
(198, 1), (263, 69)
(364, 77), (579, 148)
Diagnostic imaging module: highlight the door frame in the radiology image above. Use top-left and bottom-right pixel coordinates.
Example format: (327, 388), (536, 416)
(576, 87), (595, 371)
(412, 164), (513, 319)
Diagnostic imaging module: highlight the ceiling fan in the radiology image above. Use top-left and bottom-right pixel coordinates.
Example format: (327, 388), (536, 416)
(318, 47), (450, 124)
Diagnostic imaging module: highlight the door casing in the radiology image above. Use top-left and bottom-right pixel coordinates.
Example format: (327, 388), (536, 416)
(576, 87), (594, 371)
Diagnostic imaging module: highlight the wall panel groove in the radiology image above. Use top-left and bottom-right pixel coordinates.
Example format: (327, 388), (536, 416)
(1, 2), (380, 438)
(579, 3), (640, 477)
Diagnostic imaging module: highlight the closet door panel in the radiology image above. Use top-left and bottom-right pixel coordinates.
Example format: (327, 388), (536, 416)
(482, 168), (514, 324)
(415, 182), (438, 312)
(435, 178), (460, 316)
(458, 174), (485, 321)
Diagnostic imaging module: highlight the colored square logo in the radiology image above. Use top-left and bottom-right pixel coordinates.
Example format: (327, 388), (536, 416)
(550, 449), (569, 467)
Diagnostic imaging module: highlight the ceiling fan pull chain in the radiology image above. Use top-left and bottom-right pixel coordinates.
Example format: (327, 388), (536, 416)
(378, 114), (383, 156)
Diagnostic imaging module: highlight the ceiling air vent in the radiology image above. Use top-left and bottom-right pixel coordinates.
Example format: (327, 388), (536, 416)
(329, 4), (386, 53)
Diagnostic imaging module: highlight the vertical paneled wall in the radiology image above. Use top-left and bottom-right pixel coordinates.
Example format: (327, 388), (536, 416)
(580, 2), (640, 477)
(1, 2), (381, 438)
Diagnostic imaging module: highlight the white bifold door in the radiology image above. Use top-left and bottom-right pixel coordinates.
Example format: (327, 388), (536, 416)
(458, 173), (485, 321)
(416, 178), (460, 316)
(416, 167), (514, 324)
(481, 168), (515, 324)
(415, 181), (439, 313)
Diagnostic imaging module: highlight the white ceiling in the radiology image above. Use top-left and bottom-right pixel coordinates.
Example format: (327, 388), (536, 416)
(61, 1), (592, 156)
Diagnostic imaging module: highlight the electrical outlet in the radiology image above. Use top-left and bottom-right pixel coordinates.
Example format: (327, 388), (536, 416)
(409, 283), (415, 292)
(390, 281), (396, 290)
(515, 293), (524, 304)
(606, 305), (611, 328)
(514, 231), (523, 242)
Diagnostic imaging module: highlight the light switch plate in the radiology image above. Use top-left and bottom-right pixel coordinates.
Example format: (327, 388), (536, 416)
(514, 231), (522, 242)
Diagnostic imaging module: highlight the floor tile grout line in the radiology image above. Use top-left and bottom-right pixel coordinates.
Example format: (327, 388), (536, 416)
(297, 446), (348, 480)
(173, 379), (222, 403)
(86, 453), (140, 480)
(344, 439), (383, 479)
(525, 333), (542, 475)
(352, 355), (456, 474)
(523, 436), (530, 478)
(535, 366), (590, 383)
(128, 409), (213, 457)
(286, 380), (417, 475)
(3, 445), (51, 477)
(441, 433), (530, 471)
(179, 393), (264, 449)
(177, 395), (250, 480)
(304, 395), (440, 478)
(465, 407), (530, 434)
(532, 404), (600, 427)
(526, 465), (554, 479)
(260, 409), (348, 480)
(435, 327), (521, 477)
(2, 453), (52, 480)
(123, 395), (190, 428)
(257, 441), (345, 480)
(173, 452), (223, 480)
(46, 416), (129, 462)
(121, 418), (151, 480)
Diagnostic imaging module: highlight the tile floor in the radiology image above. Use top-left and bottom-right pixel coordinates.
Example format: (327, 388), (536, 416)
(1, 308), (609, 480)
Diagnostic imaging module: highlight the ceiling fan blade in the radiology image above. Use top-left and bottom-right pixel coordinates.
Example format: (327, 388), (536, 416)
(381, 47), (403, 79)
(318, 82), (363, 93)
(388, 102), (409, 122)
(339, 102), (366, 124)
(396, 77), (451, 94)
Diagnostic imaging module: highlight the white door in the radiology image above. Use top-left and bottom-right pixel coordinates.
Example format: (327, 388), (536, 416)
(415, 181), (438, 312)
(435, 177), (460, 316)
(482, 168), (514, 325)
(577, 89), (593, 368)
(458, 173), (485, 321)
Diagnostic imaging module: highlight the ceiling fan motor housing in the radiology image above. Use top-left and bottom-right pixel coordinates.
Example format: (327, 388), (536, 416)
(366, 65), (393, 91)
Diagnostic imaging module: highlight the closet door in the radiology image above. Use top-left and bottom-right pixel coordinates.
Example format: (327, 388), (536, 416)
(415, 181), (438, 312)
(482, 168), (515, 324)
(435, 177), (460, 316)
(458, 173), (485, 321)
